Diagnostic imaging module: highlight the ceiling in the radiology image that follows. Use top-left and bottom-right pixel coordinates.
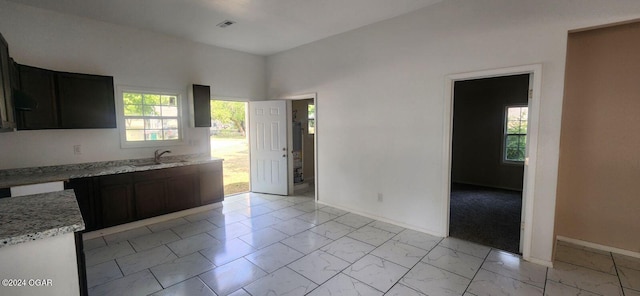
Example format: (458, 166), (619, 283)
(6, 0), (443, 56)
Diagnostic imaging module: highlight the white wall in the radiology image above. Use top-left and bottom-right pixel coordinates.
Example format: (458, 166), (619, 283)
(267, 0), (640, 264)
(0, 0), (266, 169)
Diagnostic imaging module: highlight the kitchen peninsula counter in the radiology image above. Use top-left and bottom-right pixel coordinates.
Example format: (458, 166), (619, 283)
(0, 189), (84, 247)
(0, 189), (86, 296)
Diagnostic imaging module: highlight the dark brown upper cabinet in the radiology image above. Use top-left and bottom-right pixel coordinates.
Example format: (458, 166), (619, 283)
(57, 72), (115, 128)
(15, 64), (115, 130)
(192, 84), (211, 127)
(0, 33), (15, 131)
(16, 65), (58, 129)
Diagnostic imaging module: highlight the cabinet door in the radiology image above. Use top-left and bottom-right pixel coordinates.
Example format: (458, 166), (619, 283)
(16, 65), (58, 129)
(134, 179), (167, 219)
(167, 173), (199, 212)
(192, 84), (211, 127)
(0, 33), (14, 129)
(98, 174), (134, 228)
(65, 178), (97, 232)
(199, 162), (224, 205)
(57, 72), (115, 128)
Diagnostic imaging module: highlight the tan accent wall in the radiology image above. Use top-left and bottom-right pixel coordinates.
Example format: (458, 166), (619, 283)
(556, 21), (640, 252)
(292, 99), (315, 180)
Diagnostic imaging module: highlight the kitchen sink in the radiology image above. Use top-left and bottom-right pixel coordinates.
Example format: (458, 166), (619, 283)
(130, 159), (189, 167)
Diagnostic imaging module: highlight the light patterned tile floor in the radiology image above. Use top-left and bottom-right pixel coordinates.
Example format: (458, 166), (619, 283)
(85, 191), (639, 296)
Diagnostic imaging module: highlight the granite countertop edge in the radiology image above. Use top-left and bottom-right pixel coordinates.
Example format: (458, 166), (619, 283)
(0, 155), (223, 188)
(0, 224), (85, 248)
(0, 190), (86, 248)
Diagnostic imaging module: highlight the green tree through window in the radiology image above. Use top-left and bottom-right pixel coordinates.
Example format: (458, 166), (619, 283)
(505, 106), (528, 162)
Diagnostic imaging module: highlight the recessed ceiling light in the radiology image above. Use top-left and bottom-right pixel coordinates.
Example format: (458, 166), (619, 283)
(216, 20), (236, 28)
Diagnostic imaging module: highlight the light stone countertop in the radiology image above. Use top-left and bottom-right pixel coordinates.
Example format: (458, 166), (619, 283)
(0, 155), (223, 188)
(0, 189), (85, 248)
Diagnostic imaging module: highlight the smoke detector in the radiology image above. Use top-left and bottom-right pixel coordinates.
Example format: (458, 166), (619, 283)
(216, 20), (236, 28)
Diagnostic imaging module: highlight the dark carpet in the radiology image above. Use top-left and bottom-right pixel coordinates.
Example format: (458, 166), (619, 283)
(449, 183), (522, 254)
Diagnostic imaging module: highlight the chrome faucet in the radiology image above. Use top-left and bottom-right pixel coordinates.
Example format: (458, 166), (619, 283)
(154, 149), (171, 163)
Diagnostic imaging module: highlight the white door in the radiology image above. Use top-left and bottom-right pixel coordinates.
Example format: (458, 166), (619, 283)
(249, 100), (288, 195)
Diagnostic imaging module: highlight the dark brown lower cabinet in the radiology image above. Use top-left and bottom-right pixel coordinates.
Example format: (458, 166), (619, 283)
(134, 179), (167, 219)
(97, 173), (135, 228)
(134, 165), (200, 219)
(166, 167), (199, 212)
(66, 162), (222, 231)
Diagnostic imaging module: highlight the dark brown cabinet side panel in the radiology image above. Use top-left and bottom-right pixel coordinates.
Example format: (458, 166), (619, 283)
(65, 178), (97, 232)
(134, 180), (167, 219)
(97, 174), (134, 228)
(16, 65), (58, 129)
(199, 162), (224, 205)
(57, 72), (115, 129)
(193, 84), (211, 127)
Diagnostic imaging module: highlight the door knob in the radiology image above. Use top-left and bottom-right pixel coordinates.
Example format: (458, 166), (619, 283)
(282, 148), (286, 151)
(282, 154), (286, 158)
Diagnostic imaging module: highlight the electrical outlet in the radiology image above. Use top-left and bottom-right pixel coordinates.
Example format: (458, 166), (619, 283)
(377, 193), (383, 202)
(73, 145), (82, 155)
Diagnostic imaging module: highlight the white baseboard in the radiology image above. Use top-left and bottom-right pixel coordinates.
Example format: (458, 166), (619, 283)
(316, 200), (445, 238)
(557, 236), (640, 259)
(83, 202), (223, 240)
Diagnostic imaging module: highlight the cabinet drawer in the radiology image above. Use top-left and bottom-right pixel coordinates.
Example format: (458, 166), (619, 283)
(165, 165), (197, 177)
(134, 169), (168, 181)
(198, 161), (222, 173)
(98, 173), (132, 187)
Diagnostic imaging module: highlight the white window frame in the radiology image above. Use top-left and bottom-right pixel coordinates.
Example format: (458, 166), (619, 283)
(116, 85), (187, 148)
(503, 105), (528, 164)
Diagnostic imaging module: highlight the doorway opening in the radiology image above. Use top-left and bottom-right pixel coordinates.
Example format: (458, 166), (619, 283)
(290, 98), (316, 197)
(447, 71), (535, 255)
(210, 99), (249, 196)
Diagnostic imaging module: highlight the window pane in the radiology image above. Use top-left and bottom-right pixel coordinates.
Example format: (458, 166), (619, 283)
(506, 135), (519, 148)
(125, 130), (145, 141)
(507, 108), (521, 121)
(161, 95), (177, 106)
(161, 106), (178, 117)
(124, 104), (144, 116)
(163, 129), (179, 140)
(143, 106), (162, 117)
(123, 93), (142, 105)
(506, 148), (521, 161)
(143, 94), (161, 105)
(145, 130), (163, 141)
(145, 119), (162, 129)
(507, 120), (521, 134)
(122, 91), (181, 143)
(125, 118), (144, 129)
(163, 119), (178, 129)
(505, 106), (528, 162)
(520, 120), (528, 133)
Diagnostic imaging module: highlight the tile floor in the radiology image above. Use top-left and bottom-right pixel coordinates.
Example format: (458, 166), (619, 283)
(83, 191), (640, 296)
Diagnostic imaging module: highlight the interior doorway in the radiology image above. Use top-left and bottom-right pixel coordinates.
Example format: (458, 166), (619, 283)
(283, 93), (318, 201)
(449, 74), (529, 254)
(210, 99), (250, 196)
(290, 98), (315, 195)
(443, 65), (542, 261)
